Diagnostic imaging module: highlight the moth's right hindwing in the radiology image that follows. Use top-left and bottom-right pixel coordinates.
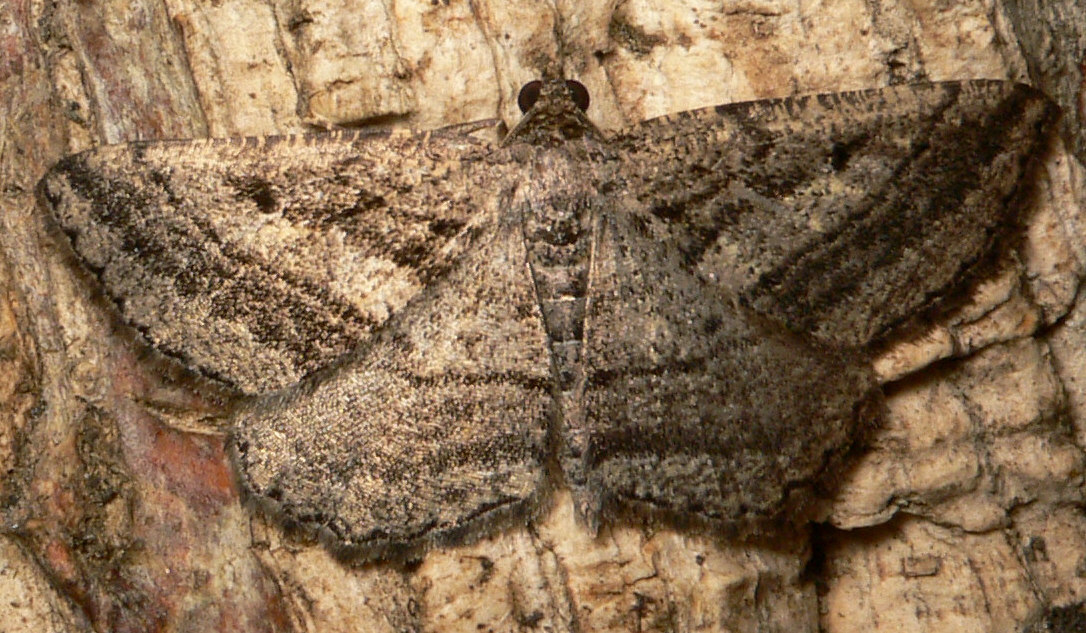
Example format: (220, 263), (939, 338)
(579, 205), (882, 528)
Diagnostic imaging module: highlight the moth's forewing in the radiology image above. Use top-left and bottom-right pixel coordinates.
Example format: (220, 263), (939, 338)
(39, 130), (497, 394)
(616, 81), (1057, 349)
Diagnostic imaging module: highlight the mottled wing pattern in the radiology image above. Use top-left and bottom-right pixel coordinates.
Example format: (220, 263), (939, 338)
(232, 200), (553, 560)
(579, 202), (882, 526)
(39, 76), (1059, 559)
(614, 81), (1057, 349)
(39, 127), (499, 394)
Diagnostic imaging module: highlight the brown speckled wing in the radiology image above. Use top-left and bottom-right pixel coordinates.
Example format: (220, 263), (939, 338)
(231, 203), (553, 560)
(39, 128), (501, 394)
(576, 202), (882, 528)
(613, 81), (1057, 349)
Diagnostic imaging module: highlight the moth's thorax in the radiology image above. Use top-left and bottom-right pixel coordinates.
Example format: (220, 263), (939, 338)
(515, 149), (598, 393)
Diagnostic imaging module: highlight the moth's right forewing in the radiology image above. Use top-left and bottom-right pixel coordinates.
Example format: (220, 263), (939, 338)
(615, 81), (1058, 350)
(40, 130), (502, 394)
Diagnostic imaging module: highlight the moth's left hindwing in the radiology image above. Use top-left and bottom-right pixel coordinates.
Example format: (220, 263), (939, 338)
(233, 203), (553, 560)
(39, 129), (502, 394)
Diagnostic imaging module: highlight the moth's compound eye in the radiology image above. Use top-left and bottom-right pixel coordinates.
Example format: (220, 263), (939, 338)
(517, 81), (542, 113)
(516, 79), (590, 113)
(566, 80), (589, 112)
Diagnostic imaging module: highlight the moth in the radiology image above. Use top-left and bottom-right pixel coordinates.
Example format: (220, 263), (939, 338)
(39, 76), (1057, 561)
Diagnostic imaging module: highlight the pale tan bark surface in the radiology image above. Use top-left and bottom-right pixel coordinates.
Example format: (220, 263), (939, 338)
(1, 1), (1085, 632)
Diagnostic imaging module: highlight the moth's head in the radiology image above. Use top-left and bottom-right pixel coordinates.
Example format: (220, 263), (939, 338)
(517, 79), (590, 114)
(502, 78), (602, 148)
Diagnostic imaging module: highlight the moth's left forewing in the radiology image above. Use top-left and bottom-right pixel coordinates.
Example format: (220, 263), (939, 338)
(40, 128), (507, 394)
(612, 81), (1059, 350)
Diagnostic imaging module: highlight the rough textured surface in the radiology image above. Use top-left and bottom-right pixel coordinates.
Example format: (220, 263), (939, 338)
(1004, 0), (1086, 166)
(820, 516), (1044, 633)
(4, 0), (1086, 632)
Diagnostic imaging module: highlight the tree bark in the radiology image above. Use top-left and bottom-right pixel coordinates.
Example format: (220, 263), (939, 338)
(1, 1), (1085, 632)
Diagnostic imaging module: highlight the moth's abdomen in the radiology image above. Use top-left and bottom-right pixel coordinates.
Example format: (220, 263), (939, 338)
(524, 223), (591, 391)
(516, 160), (596, 393)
